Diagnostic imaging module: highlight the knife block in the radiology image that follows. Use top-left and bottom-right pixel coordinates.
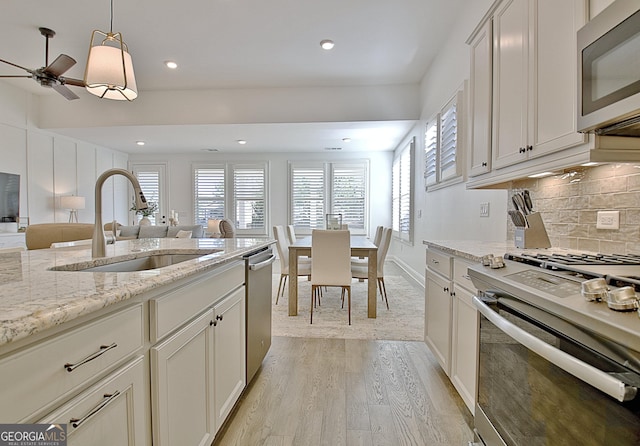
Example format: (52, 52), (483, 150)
(514, 212), (551, 249)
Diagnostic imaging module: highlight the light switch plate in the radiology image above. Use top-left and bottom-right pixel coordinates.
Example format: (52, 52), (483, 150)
(480, 202), (490, 217)
(596, 211), (619, 229)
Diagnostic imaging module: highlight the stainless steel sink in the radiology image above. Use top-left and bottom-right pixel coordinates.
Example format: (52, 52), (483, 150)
(50, 251), (222, 273)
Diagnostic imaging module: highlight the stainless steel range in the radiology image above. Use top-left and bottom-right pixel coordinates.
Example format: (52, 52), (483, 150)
(468, 251), (640, 446)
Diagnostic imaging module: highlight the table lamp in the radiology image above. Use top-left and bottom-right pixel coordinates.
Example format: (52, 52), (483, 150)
(61, 196), (86, 223)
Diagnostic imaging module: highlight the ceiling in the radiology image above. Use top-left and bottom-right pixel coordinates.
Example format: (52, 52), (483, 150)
(0, 0), (467, 154)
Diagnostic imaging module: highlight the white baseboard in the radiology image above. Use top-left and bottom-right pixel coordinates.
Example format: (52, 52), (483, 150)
(388, 255), (424, 290)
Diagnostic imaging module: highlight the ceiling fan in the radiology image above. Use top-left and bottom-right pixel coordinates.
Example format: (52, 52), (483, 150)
(0, 27), (85, 100)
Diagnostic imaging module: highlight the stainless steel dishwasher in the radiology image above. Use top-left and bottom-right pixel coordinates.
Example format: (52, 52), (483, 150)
(244, 246), (275, 383)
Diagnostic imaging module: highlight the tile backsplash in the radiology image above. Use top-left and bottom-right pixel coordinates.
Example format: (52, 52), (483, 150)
(509, 164), (640, 254)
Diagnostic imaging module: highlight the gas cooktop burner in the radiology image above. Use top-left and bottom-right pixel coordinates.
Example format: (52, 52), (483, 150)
(505, 252), (640, 266)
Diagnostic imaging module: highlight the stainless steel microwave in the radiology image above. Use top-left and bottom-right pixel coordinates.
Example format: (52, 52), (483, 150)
(578, 0), (640, 136)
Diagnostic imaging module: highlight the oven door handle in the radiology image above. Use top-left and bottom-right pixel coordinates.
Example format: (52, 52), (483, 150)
(473, 296), (638, 402)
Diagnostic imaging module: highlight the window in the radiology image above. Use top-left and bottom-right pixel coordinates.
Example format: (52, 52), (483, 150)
(131, 163), (167, 225)
(193, 163), (268, 235)
(194, 166), (225, 225)
(423, 83), (464, 189)
(289, 161), (369, 234)
(393, 139), (413, 242)
(233, 166), (266, 230)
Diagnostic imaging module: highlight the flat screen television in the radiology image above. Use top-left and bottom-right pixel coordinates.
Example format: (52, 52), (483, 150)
(0, 172), (19, 222)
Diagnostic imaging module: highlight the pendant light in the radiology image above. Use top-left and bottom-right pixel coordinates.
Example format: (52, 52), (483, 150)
(84, 0), (138, 100)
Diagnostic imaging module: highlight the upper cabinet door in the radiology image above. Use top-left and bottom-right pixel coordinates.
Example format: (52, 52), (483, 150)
(492, 0), (529, 170)
(468, 20), (493, 177)
(491, 0), (587, 171)
(530, 0), (587, 156)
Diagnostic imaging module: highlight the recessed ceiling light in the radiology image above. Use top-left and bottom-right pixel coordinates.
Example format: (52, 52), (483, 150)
(202, 148), (219, 152)
(237, 140), (247, 145)
(342, 137), (351, 142)
(320, 39), (335, 50)
(164, 60), (178, 69)
(136, 141), (145, 146)
(325, 147), (342, 151)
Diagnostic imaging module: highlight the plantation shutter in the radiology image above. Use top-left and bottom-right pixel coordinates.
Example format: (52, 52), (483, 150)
(424, 118), (438, 186)
(291, 166), (325, 230)
(233, 167), (265, 230)
(332, 164), (366, 230)
(439, 95), (459, 181)
(194, 167), (225, 226)
(132, 165), (165, 225)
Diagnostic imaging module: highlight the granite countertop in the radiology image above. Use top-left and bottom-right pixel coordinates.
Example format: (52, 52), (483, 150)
(423, 240), (515, 262)
(0, 237), (273, 347)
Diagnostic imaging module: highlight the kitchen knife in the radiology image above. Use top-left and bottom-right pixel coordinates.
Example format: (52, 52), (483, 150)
(513, 194), (527, 214)
(523, 190), (533, 213)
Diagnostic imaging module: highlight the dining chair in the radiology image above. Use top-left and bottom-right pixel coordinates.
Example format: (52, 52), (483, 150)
(286, 225), (297, 245)
(351, 225), (384, 266)
(273, 225), (310, 304)
(351, 227), (392, 309)
(310, 229), (352, 324)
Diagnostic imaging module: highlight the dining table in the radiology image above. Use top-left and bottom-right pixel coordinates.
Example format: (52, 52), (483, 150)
(288, 235), (378, 318)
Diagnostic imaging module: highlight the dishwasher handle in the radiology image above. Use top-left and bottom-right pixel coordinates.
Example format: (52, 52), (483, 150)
(473, 295), (638, 403)
(249, 254), (276, 271)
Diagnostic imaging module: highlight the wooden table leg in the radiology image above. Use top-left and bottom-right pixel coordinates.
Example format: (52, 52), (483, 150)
(288, 247), (298, 316)
(368, 248), (377, 318)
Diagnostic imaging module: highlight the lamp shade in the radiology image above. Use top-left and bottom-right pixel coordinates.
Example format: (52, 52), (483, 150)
(84, 31), (138, 101)
(60, 196), (86, 210)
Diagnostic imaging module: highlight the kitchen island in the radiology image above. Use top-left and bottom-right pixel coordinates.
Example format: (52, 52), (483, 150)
(0, 236), (273, 446)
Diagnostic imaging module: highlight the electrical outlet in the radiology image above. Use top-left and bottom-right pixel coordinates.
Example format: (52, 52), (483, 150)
(480, 202), (490, 217)
(596, 211), (619, 230)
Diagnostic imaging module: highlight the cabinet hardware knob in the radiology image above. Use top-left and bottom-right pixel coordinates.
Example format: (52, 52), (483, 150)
(216, 314), (223, 321)
(526, 145), (533, 151)
(431, 259), (439, 264)
(443, 287), (449, 292)
(210, 320), (217, 326)
(64, 343), (117, 372)
(519, 147), (525, 153)
(451, 291), (456, 297)
(70, 391), (121, 428)
(482, 162), (487, 167)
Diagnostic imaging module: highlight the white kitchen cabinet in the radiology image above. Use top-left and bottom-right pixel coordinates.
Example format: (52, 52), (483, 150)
(425, 249), (453, 375)
(39, 356), (148, 446)
(467, 20), (493, 177)
(491, 0), (587, 170)
(150, 264), (246, 445)
(450, 258), (479, 414)
(151, 310), (215, 446)
(0, 303), (144, 423)
(213, 287), (246, 428)
(425, 250), (479, 415)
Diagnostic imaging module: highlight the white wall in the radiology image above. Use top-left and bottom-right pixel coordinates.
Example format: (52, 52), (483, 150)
(0, 82), (129, 227)
(128, 151), (393, 237)
(388, 0), (509, 281)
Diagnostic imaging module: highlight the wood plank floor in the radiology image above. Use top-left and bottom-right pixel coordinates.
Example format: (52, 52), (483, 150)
(215, 337), (474, 445)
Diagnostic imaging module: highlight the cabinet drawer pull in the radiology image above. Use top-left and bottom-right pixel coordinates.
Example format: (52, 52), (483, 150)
(216, 314), (223, 321)
(69, 391), (121, 428)
(462, 274), (471, 280)
(431, 259), (439, 264)
(64, 343), (117, 372)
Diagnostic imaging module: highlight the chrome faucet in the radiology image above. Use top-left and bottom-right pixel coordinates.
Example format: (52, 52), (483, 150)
(92, 168), (148, 258)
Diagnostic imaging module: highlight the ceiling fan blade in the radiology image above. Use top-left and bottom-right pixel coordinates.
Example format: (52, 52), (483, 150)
(0, 75), (32, 78)
(59, 76), (86, 87)
(51, 82), (80, 100)
(44, 54), (76, 77)
(0, 58), (33, 73)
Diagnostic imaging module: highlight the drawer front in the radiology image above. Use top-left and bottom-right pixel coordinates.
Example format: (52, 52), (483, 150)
(426, 249), (452, 279)
(453, 258), (477, 292)
(0, 304), (144, 422)
(150, 261), (244, 342)
(39, 356), (148, 446)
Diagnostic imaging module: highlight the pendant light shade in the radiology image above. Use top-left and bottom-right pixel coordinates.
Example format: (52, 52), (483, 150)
(84, 30), (137, 100)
